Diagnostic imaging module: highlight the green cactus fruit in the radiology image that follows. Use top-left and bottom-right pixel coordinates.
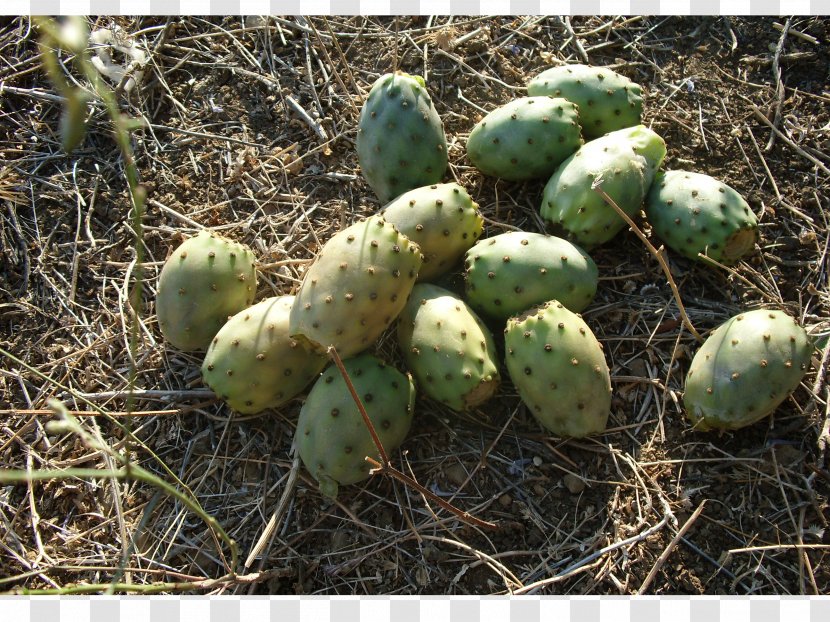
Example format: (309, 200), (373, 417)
(200, 296), (328, 414)
(289, 215), (423, 359)
(356, 71), (448, 204)
(381, 183), (484, 282)
(505, 300), (611, 438)
(295, 354), (416, 498)
(645, 170), (758, 265)
(464, 231), (598, 322)
(684, 309), (813, 431)
(541, 125), (666, 249)
(156, 230), (257, 351)
(527, 64), (643, 138)
(466, 96), (583, 181)
(397, 283), (500, 412)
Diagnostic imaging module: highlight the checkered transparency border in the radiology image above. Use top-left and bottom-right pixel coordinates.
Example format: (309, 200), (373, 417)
(10, 0), (830, 14)
(4, 1), (827, 620)
(2, 596), (830, 620)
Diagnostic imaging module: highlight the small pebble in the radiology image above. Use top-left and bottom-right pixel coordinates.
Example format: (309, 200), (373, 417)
(445, 463), (467, 487)
(563, 473), (586, 494)
(532, 456), (543, 467)
(799, 230), (816, 245)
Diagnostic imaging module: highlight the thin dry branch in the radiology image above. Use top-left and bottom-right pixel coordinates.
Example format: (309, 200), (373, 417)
(327, 346), (497, 531)
(637, 500), (707, 594)
(591, 181), (702, 342)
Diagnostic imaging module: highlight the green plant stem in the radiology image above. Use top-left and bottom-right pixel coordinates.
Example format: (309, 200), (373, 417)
(0, 465), (238, 572)
(0, 347), (237, 573)
(5, 568), (288, 595)
(33, 16), (147, 412)
(0, 347), (174, 482)
(74, 26), (148, 416)
(15, 19), (230, 582)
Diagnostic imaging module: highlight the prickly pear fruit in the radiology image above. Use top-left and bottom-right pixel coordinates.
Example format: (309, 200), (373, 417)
(645, 170), (758, 265)
(397, 283), (500, 412)
(200, 296), (328, 414)
(295, 354), (416, 498)
(464, 231), (598, 322)
(289, 215), (422, 358)
(381, 183), (484, 282)
(527, 64), (643, 138)
(541, 125), (666, 249)
(156, 230), (257, 351)
(505, 301), (611, 437)
(466, 97), (582, 181)
(684, 309), (812, 431)
(356, 71), (448, 204)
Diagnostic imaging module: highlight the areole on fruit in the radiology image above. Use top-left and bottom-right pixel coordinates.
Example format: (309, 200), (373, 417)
(356, 71), (448, 204)
(684, 308), (813, 431)
(156, 230), (257, 352)
(397, 283), (500, 412)
(504, 300), (611, 438)
(288, 215), (423, 359)
(295, 354), (416, 498)
(645, 170), (758, 265)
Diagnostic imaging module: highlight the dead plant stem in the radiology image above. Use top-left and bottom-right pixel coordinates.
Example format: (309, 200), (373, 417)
(592, 183), (702, 342)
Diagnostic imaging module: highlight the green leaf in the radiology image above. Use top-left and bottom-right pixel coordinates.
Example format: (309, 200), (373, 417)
(122, 116), (147, 132)
(60, 88), (89, 153)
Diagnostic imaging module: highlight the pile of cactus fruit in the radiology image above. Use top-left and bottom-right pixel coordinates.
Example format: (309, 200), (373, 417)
(152, 65), (814, 501)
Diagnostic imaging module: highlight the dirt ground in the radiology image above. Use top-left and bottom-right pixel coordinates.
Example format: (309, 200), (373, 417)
(1, 16), (829, 595)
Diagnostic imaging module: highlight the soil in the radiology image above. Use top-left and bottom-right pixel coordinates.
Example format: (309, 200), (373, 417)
(1, 16), (829, 595)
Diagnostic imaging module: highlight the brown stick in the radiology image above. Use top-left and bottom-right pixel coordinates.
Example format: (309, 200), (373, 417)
(327, 346), (497, 531)
(327, 346), (389, 466)
(321, 17), (363, 103)
(392, 17), (399, 74)
(365, 457), (497, 531)
(637, 500), (707, 594)
(243, 452), (301, 572)
(694, 254), (780, 304)
(306, 19), (360, 116)
(592, 182), (703, 343)
(765, 18), (789, 152)
(751, 105), (830, 177)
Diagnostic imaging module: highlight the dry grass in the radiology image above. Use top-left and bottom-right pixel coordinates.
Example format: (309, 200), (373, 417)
(1, 15), (829, 595)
